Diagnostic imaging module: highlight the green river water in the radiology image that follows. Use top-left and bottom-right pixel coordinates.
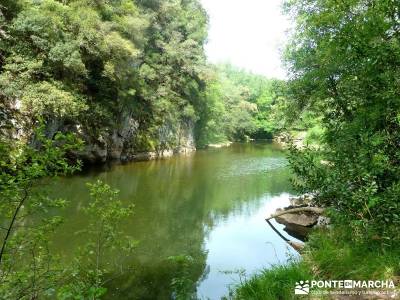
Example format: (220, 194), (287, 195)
(49, 142), (298, 299)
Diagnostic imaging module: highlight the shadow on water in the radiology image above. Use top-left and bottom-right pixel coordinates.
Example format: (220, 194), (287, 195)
(48, 142), (298, 299)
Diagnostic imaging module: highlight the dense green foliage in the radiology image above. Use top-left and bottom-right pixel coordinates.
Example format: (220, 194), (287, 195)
(5, 0), (400, 298)
(197, 64), (286, 146)
(0, 129), (135, 298)
(305, 226), (400, 281)
(0, 1), (287, 298)
(0, 128), (81, 298)
(285, 0), (400, 239)
(0, 0), (284, 154)
(233, 0), (400, 297)
(0, 0), (208, 151)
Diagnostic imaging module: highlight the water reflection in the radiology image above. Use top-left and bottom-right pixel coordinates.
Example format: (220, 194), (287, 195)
(49, 142), (297, 299)
(198, 194), (295, 299)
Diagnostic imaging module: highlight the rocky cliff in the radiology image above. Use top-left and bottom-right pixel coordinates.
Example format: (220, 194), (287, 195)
(3, 100), (196, 165)
(77, 115), (196, 164)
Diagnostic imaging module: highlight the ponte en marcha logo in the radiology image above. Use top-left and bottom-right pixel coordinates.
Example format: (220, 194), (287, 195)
(294, 279), (396, 295)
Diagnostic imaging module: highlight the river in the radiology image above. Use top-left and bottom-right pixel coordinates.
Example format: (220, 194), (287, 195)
(49, 141), (298, 299)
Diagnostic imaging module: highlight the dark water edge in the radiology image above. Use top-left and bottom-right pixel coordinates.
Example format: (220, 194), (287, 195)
(48, 141), (299, 299)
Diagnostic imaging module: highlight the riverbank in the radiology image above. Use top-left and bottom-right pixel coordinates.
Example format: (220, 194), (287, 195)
(230, 224), (400, 299)
(120, 144), (196, 162)
(206, 141), (233, 148)
(229, 197), (400, 299)
(273, 131), (307, 149)
(82, 140), (264, 166)
(80, 141), (232, 166)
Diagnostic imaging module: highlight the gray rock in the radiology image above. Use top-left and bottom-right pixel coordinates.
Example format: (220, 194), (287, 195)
(75, 115), (195, 163)
(275, 210), (319, 227)
(273, 203), (324, 241)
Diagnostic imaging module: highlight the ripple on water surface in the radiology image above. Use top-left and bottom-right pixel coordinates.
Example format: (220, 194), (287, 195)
(218, 157), (288, 179)
(49, 142), (296, 300)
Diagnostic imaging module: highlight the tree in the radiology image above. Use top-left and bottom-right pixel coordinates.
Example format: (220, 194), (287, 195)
(284, 0), (400, 239)
(196, 64), (285, 145)
(0, 127), (82, 298)
(58, 181), (135, 299)
(136, 0), (208, 150)
(0, 0), (209, 156)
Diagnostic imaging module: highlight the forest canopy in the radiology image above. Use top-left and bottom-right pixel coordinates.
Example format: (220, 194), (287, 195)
(196, 64), (287, 146)
(0, 0), (208, 151)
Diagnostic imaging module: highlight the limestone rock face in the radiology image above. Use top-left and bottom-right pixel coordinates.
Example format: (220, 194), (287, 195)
(4, 98), (196, 164)
(75, 113), (196, 164)
(83, 142), (109, 163)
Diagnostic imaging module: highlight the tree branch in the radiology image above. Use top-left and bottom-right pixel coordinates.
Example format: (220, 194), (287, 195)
(265, 220), (304, 252)
(0, 188), (29, 266)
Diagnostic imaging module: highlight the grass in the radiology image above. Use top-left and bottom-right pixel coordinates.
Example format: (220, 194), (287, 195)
(229, 226), (400, 300)
(304, 226), (400, 281)
(228, 260), (312, 300)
